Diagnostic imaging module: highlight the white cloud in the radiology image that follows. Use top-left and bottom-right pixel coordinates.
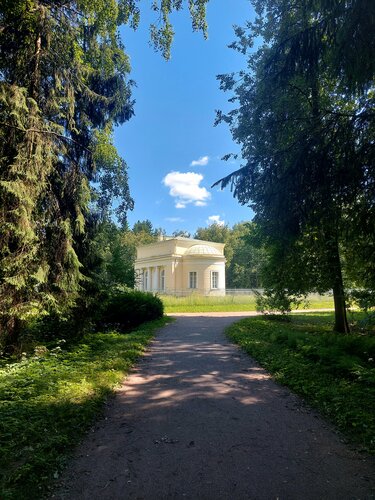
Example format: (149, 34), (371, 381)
(190, 155), (209, 167)
(165, 217), (184, 222)
(207, 215), (225, 226)
(163, 171), (211, 208)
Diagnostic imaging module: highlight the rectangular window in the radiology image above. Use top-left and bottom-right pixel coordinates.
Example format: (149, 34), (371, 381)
(160, 269), (165, 291)
(211, 271), (219, 289)
(189, 271), (197, 289)
(144, 270), (148, 291)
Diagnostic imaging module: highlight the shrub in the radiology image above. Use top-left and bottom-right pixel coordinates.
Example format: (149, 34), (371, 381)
(4, 289), (164, 357)
(97, 290), (164, 331)
(255, 288), (305, 316)
(348, 288), (375, 312)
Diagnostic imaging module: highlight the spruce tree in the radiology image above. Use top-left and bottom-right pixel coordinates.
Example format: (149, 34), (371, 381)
(0, 0), (209, 347)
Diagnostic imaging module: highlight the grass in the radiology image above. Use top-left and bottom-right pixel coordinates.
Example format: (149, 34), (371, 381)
(162, 293), (334, 313)
(0, 317), (170, 500)
(225, 312), (375, 454)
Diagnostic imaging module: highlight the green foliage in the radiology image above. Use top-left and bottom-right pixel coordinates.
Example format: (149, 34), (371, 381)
(172, 229), (191, 238)
(0, 317), (170, 500)
(226, 222), (266, 288)
(0, 0), (136, 345)
(194, 222), (266, 288)
(89, 222), (136, 288)
(215, 0), (375, 332)
(348, 289), (375, 313)
(97, 290), (164, 331)
(194, 222), (231, 244)
(132, 219), (155, 235)
(254, 289), (301, 316)
(150, 0), (209, 59)
(86, 220), (159, 290)
(250, 0), (375, 95)
(226, 313), (375, 453)
(0, 0), (210, 348)
(347, 290), (375, 330)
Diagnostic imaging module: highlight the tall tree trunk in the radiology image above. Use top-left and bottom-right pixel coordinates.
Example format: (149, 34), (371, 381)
(310, 63), (349, 334)
(330, 238), (350, 333)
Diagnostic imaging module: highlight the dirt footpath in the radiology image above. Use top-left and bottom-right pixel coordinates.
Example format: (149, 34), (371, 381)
(54, 314), (375, 500)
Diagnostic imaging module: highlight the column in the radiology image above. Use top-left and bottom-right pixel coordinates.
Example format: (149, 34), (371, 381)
(154, 266), (159, 292)
(148, 267), (152, 291)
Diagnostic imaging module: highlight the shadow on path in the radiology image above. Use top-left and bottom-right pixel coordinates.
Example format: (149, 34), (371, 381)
(54, 315), (375, 500)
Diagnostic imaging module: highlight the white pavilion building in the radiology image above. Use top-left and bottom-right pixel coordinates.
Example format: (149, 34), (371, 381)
(134, 237), (226, 295)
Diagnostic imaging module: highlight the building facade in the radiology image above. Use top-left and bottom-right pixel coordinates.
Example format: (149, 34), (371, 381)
(134, 237), (226, 295)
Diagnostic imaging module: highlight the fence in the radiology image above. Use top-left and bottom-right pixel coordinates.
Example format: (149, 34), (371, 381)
(154, 288), (263, 297)
(154, 289), (332, 300)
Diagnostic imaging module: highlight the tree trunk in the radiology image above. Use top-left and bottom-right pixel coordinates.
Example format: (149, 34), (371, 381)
(31, 4), (45, 100)
(330, 240), (350, 333)
(305, 35), (349, 333)
(1, 314), (23, 356)
(333, 282), (350, 333)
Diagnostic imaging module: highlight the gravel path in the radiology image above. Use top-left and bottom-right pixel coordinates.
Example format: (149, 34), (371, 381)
(54, 314), (375, 499)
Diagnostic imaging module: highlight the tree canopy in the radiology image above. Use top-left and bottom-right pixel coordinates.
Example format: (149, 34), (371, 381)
(194, 222), (266, 288)
(215, 0), (375, 332)
(0, 0), (210, 346)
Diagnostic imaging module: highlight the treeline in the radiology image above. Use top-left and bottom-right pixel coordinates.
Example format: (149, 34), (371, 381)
(95, 219), (267, 290)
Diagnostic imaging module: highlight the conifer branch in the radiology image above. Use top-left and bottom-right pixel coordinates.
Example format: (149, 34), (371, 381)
(0, 122), (92, 154)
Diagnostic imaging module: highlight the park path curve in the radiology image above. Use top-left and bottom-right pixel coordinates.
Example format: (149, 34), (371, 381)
(54, 314), (375, 499)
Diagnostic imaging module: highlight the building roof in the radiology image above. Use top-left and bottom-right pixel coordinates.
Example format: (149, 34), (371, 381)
(135, 236), (225, 262)
(185, 244), (222, 256)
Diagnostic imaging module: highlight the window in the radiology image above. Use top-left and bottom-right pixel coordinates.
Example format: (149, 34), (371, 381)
(144, 270), (148, 291)
(189, 271), (197, 289)
(160, 269), (165, 291)
(211, 271), (219, 289)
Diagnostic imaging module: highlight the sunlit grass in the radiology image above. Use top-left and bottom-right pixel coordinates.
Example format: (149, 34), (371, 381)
(0, 317), (170, 500)
(226, 312), (375, 453)
(161, 293), (334, 313)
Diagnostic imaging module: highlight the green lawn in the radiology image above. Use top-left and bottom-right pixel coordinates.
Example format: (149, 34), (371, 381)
(0, 317), (170, 500)
(226, 312), (375, 454)
(162, 293), (334, 313)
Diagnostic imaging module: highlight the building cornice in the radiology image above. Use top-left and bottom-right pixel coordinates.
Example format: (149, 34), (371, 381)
(135, 254), (183, 265)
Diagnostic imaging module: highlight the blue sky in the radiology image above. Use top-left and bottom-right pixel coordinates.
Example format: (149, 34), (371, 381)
(115, 0), (256, 234)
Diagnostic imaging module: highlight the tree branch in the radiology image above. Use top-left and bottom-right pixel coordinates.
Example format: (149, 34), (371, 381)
(0, 122), (92, 154)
